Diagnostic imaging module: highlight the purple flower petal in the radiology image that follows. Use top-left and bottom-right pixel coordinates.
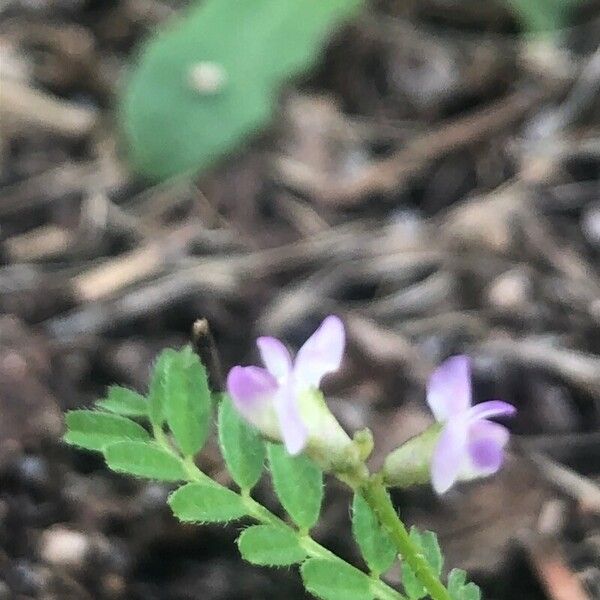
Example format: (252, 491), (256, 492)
(294, 315), (345, 388)
(465, 420), (509, 477)
(426, 355), (472, 422)
(226, 366), (277, 427)
(274, 384), (308, 455)
(467, 400), (516, 423)
(431, 417), (469, 494)
(257, 336), (292, 380)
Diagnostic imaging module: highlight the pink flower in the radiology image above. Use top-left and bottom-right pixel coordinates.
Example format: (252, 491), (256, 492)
(226, 316), (345, 455)
(427, 356), (516, 494)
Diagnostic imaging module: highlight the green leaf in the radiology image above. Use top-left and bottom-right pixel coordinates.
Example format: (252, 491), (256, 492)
(238, 524), (307, 566)
(96, 386), (148, 417)
(120, 0), (364, 180)
(218, 395), (265, 491)
(104, 440), (187, 481)
(164, 346), (212, 456)
(505, 0), (582, 33)
(168, 481), (247, 523)
(352, 494), (397, 576)
(148, 348), (178, 429)
(267, 443), (323, 530)
(448, 569), (467, 595)
(448, 569), (481, 600)
(301, 559), (373, 600)
(401, 527), (443, 600)
(64, 410), (150, 451)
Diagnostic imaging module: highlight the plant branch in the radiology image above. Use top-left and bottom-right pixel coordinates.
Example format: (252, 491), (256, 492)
(241, 494), (404, 600)
(361, 476), (451, 600)
(167, 440), (405, 600)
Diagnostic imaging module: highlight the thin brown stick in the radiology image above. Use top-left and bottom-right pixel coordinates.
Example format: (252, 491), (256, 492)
(526, 538), (591, 600)
(527, 452), (600, 514)
(0, 78), (98, 137)
(278, 88), (547, 205)
(192, 318), (225, 393)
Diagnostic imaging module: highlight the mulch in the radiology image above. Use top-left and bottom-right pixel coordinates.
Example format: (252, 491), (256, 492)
(1, 1), (600, 598)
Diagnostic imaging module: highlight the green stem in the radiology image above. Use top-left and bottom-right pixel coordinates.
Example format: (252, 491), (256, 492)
(361, 477), (451, 600)
(242, 494), (405, 600)
(172, 454), (404, 600)
(152, 424), (170, 449)
(182, 454), (213, 484)
(159, 424), (444, 599)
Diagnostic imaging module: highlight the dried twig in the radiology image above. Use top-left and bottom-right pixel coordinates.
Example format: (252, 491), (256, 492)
(4, 225), (74, 262)
(0, 161), (125, 218)
(71, 223), (202, 302)
(525, 536), (591, 600)
(479, 337), (600, 396)
(526, 452), (600, 514)
(192, 318), (224, 392)
(0, 78), (98, 137)
(277, 89), (547, 205)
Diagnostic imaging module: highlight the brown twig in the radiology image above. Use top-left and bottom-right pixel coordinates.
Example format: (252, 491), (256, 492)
(71, 223), (202, 303)
(0, 160), (125, 218)
(526, 452), (600, 514)
(277, 88), (547, 206)
(0, 78), (98, 137)
(192, 318), (225, 393)
(479, 337), (600, 396)
(525, 537), (590, 600)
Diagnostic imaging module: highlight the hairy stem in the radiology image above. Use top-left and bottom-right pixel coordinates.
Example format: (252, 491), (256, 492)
(361, 476), (451, 600)
(242, 494), (404, 600)
(171, 448), (404, 600)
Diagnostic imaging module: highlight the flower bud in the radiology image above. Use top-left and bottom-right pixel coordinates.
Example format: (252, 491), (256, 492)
(382, 424), (442, 488)
(299, 389), (367, 480)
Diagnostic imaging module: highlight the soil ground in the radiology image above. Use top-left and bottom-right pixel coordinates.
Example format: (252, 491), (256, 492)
(1, 1), (600, 598)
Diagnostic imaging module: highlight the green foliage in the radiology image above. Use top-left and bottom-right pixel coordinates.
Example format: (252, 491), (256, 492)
(169, 481), (248, 523)
(448, 569), (481, 600)
(148, 348), (178, 429)
(64, 342), (481, 600)
(104, 440), (187, 481)
(64, 410), (149, 451)
(352, 494), (397, 576)
(120, 0), (364, 180)
(267, 443), (323, 531)
(401, 527), (443, 600)
(301, 559), (373, 600)
(218, 395), (265, 492)
(163, 346), (212, 456)
(238, 524), (307, 566)
(96, 386), (148, 417)
(506, 0), (583, 33)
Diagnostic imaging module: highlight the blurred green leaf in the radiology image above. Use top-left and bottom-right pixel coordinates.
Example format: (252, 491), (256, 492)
(104, 440), (187, 481)
(64, 410), (149, 451)
(267, 443), (323, 531)
(352, 494), (397, 576)
(96, 386), (148, 417)
(448, 569), (481, 600)
(301, 559), (373, 600)
(148, 348), (178, 429)
(238, 525), (307, 566)
(163, 346), (212, 456)
(120, 0), (364, 180)
(169, 481), (247, 523)
(401, 527), (443, 600)
(506, 0), (583, 33)
(218, 395), (265, 491)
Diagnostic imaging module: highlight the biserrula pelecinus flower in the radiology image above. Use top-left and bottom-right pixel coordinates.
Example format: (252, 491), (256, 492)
(226, 316), (364, 475)
(427, 355), (516, 493)
(383, 355), (516, 493)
